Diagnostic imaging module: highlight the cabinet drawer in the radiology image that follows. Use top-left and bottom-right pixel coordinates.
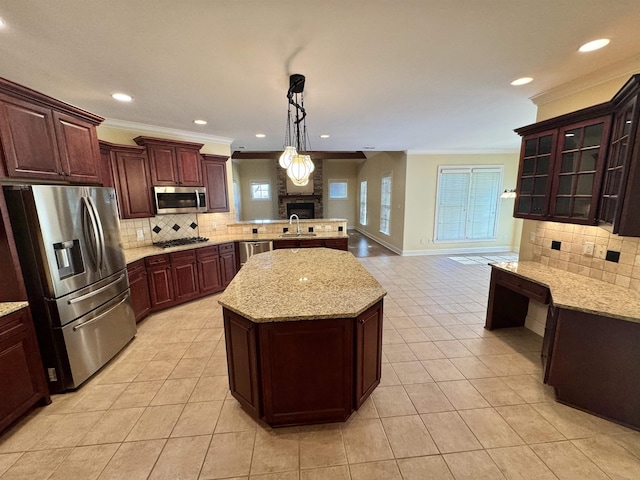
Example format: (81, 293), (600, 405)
(145, 254), (170, 267)
(126, 259), (146, 276)
(170, 249), (196, 263)
(494, 270), (549, 303)
(219, 242), (235, 253)
(196, 245), (219, 259)
(0, 309), (29, 343)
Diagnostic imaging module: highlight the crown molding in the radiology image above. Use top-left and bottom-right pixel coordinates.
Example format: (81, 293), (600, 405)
(101, 118), (234, 145)
(531, 54), (640, 107)
(407, 148), (519, 155)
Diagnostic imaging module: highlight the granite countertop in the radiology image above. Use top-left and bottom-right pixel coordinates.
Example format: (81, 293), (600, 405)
(218, 248), (386, 323)
(123, 231), (349, 264)
(229, 218), (347, 226)
(491, 261), (640, 324)
(0, 302), (29, 318)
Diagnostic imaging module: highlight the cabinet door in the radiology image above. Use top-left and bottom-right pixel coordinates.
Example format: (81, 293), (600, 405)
(147, 264), (175, 310)
(224, 309), (260, 418)
(176, 147), (202, 186)
(273, 239), (300, 249)
(172, 260), (200, 303)
(324, 238), (349, 251)
(148, 145), (179, 185)
(198, 255), (223, 294)
(202, 156), (230, 212)
(99, 147), (114, 188)
(113, 150), (154, 219)
(127, 262), (151, 323)
(0, 96), (63, 180)
(52, 112), (102, 184)
(219, 243), (238, 288)
(549, 116), (611, 224)
(0, 308), (50, 433)
(355, 301), (383, 408)
(514, 130), (556, 219)
(541, 305), (558, 383)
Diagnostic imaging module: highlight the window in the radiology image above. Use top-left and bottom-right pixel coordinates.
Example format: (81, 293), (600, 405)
(359, 180), (367, 225)
(435, 166), (502, 242)
(329, 180), (348, 199)
(380, 173), (392, 235)
(250, 181), (270, 200)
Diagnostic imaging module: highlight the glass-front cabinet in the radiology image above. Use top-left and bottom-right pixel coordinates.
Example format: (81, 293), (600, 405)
(549, 117), (611, 223)
(515, 131), (556, 218)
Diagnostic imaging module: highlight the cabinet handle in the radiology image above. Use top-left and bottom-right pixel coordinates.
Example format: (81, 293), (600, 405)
(359, 318), (366, 325)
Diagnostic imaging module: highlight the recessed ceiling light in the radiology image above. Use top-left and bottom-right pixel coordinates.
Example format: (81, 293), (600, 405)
(111, 92), (132, 102)
(320, 134), (330, 139)
(510, 77), (533, 86)
(0, 18), (6, 28)
(579, 39), (610, 52)
(255, 133), (266, 138)
(193, 119), (207, 125)
(362, 146), (376, 150)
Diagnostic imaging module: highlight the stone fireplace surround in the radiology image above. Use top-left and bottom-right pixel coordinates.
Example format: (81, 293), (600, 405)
(276, 159), (323, 219)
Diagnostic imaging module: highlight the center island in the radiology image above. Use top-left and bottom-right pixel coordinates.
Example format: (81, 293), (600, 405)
(218, 248), (386, 427)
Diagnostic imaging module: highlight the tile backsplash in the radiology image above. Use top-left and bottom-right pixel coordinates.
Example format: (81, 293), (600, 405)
(530, 221), (640, 291)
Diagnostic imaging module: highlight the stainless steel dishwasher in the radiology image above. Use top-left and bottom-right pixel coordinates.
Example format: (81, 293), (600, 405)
(239, 241), (273, 266)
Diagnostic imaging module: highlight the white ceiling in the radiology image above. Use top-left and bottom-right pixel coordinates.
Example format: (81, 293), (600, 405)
(1, 1), (640, 154)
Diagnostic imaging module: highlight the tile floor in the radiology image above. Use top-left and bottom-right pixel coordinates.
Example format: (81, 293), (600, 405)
(1, 254), (640, 479)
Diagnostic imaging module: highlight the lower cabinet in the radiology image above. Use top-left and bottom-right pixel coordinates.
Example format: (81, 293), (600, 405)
(197, 246), (222, 295)
(170, 250), (200, 304)
(219, 242), (238, 287)
(223, 299), (384, 427)
(0, 307), (50, 434)
(145, 254), (175, 312)
(127, 259), (151, 323)
(272, 237), (348, 251)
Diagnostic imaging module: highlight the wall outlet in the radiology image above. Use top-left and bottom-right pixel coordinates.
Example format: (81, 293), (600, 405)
(583, 241), (595, 256)
(596, 244), (607, 259)
(136, 229), (144, 240)
(243, 227), (250, 233)
(529, 232), (536, 243)
(420, 238), (425, 244)
(210, 221), (217, 229)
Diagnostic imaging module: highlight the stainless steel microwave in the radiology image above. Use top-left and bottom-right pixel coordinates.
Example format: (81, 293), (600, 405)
(153, 186), (207, 214)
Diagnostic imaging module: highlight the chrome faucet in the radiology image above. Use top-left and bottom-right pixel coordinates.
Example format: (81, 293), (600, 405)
(289, 214), (301, 234)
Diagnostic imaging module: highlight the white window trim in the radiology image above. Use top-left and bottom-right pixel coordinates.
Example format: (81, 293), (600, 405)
(249, 180), (271, 201)
(328, 179), (349, 199)
(433, 165), (503, 243)
(379, 172), (392, 236)
(359, 179), (368, 226)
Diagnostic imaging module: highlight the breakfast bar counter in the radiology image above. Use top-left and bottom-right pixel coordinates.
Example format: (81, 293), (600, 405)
(218, 248), (386, 427)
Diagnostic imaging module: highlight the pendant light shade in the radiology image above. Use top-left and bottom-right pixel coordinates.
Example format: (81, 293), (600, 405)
(279, 145), (297, 169)
(280, 74), (313, 185)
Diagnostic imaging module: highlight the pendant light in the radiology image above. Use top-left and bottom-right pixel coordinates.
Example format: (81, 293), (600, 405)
(280, 74), (313, 184)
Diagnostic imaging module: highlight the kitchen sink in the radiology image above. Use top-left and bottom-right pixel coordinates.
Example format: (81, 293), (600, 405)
(279, 232), (317, 237)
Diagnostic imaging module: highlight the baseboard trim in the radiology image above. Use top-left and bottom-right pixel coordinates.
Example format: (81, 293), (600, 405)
(401, 246), (519, 256)
(352, 228), (403, 255)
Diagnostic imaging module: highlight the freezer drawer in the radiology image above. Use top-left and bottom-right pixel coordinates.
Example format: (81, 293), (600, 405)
(60, 289), (136, 389)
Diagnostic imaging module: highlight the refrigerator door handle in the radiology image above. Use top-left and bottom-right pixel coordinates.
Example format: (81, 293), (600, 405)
(67, 273), (127, 305)
(86, 195), (106, 271)
(72, 293), (130, 331)
(81, 196), (102, 271)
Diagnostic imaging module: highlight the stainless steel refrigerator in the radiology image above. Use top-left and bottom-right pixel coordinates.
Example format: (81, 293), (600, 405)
(4, 185), (136, 392)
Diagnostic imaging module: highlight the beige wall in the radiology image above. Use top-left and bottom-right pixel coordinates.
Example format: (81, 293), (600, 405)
(235, 159), (278, 221)
(356, 152), (407, 253)
(403, 153), (522, 255)
(323, 160), (359, 226)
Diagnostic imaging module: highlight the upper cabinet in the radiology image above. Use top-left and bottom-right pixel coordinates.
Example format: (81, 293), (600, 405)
(0, 77), (103, 184)
(514, 103), (612, 225)
(597, 75), (640, 236)
(134, 137), (204, 187)
(202, 154), (230, 212)
(99, 141), (154, 219)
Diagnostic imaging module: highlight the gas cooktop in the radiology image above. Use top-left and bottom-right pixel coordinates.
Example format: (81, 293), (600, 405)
(153, 236), (209, 248)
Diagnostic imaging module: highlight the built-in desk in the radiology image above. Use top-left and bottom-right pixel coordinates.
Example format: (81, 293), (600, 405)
(486, 262), (640, 431)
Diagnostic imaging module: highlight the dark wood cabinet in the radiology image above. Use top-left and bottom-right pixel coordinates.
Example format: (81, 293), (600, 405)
(100, 141), (154, 219)
(223, 299), (384, 427)
(127, 259), (151, 323)
(273, 237), (348, 251)
(0, 307), (50, 434)
(355, 302), (383, 408)
(201, 154), (230, 212)
(598, 75), (640, 235)
(134, 136), (204, 187)
(197, 245), (222, 294)
(514, 109), (611, 224)
(145, 254), (175, 311)
(0, 77), (103, 183)
(219, 242), (238, 287)
(170, 250), (200, 303)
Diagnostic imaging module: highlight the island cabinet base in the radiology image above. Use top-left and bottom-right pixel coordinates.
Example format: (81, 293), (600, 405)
(223, 300), (383, 427)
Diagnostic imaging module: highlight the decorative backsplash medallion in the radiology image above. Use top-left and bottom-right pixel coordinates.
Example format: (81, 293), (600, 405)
(150, 214), (199, 242)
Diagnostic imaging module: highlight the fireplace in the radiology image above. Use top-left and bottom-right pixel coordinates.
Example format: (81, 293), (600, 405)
(287, 202), (315, 219)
